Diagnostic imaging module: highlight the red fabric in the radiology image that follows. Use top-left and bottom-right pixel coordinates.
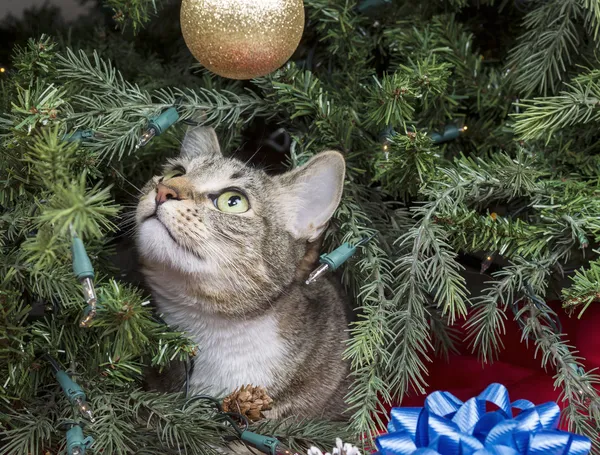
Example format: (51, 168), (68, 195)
(393, 301), (600, 423)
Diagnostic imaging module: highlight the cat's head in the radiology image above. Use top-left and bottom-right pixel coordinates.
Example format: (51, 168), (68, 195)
(135, 126), (345, 316)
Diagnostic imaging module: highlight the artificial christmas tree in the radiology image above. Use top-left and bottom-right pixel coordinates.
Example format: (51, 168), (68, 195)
(1, 0), (600, 453)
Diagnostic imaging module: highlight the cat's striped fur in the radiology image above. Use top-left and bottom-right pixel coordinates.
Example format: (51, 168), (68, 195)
(136, 126), (350, 419)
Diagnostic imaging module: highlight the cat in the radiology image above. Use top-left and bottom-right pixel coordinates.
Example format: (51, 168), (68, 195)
(135, 125), (351, 420)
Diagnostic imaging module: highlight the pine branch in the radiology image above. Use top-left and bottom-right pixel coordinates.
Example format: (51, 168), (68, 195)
(465, 257), (551, 361)
(335, 197), (396, 439)
(519, 297), (600, 452)
(250, 417), (355, 452)
(363, 61), (452, 131)
(384, 281), (431, 397)
(0, 411), (55, 455)
(353, 189), (469, 428)
(259, 67), (358, 154)
(0, 293), (35, 402)
(579, 0), (600, 39)
(507, 0), (584, 96)
(439, 208), (550, 259)
(428, 303), (461, 360)
(537, 135), (600, 178)
(364, 72), (416, 131)
(128, 391), (224, 455)
(90, 280), (196, 372)
(381, 211), (467, 406)
(54, 49), (269, 160)
(89, 394), (140, 455)
(22, 126), (79, 187)
(37, 173), (118, 239)
(438, 204), (595, 263)
(103, 0), (162, 33)
(304, 0), (374, 66)
(10, 35), (58, 86)
(464, 260), (537, 362)
(6, 82), (67, 133)
(513, 73), (600, 142)
(398, 214), (469, 322)
(562, 258), (600, 316)
(1, 251), (81, 304)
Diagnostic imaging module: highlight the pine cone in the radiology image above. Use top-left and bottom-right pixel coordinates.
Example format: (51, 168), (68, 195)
(222, 385), (274, 422)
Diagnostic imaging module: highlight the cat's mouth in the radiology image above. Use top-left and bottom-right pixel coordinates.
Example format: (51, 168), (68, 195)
(143, 214), (180, 246)
(143, 214), (204, 261)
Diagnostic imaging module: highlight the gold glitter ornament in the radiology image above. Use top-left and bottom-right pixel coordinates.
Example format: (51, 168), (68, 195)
(180, 0), (305, 80)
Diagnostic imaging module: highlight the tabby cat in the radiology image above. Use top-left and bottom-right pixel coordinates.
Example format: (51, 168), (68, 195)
(136, 126), (350, 419)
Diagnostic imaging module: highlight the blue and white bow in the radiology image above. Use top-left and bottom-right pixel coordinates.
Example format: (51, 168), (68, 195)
(375, 383), (591, 455)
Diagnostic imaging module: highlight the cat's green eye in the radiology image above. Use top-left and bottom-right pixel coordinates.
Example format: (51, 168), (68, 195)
(161, 167), (186, 181)
(214, 191), (249, 213)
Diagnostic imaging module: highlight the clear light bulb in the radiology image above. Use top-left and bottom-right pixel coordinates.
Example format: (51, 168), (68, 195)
(79, 277), (97, 327)
(75, 397), (95, 422)
(382, 142), (389, 160)
(306, 263), (330, 285)
(136, 127), (157, 148)
(81, 277), (97, 306)
(480, 252), (496, 273)
(274, 444), (301, 455)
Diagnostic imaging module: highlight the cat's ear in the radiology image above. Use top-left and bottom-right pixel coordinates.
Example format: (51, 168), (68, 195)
(181, 125), (222, 159)
(277, 151), (345, 241)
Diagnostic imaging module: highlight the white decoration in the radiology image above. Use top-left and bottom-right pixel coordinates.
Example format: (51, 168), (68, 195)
(308, 438), (362, 455)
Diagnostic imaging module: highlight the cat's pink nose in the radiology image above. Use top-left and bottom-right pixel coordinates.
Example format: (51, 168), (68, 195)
(155, 183), (181, 205)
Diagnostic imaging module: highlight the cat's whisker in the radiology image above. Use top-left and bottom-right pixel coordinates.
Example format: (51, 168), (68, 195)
(117, 209), (137, 218)
(206, 248), (269, 302)
(115, 227), (137, 239)
(195, 234), (265, 301)
(116, 214), (135, 223)
(198, 240), (250, 299)
(117, 223), (138, 234)
(115, 215), (139, 233)
(242, 148), (261, 167)
(114, 184), (143, 202)
(118, 221), (137, 231)
(116, 213), (138, 229)
(196, 243), (262, 305)
(115, 224), (137, 236)
(110, 165), (144, 195)
(210, 231), (283, 279)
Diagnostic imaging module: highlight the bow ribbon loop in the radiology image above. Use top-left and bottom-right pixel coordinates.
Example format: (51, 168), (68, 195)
(375, 383), (591, 455)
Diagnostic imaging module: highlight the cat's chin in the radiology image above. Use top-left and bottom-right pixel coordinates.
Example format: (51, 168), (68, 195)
(137, 217), (211, 275)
